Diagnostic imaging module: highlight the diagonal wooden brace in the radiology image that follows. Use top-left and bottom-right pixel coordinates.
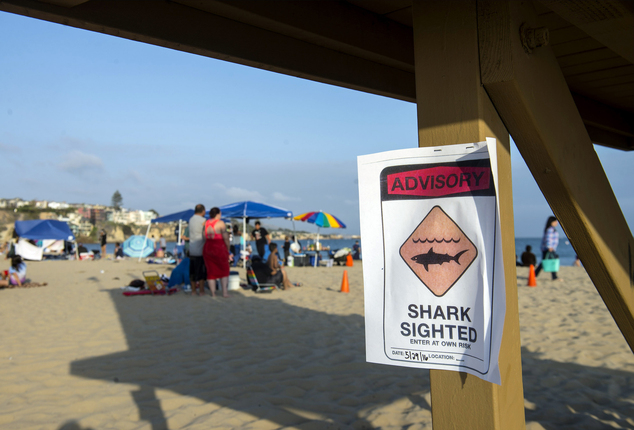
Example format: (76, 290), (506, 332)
(478, 0), (634, 350)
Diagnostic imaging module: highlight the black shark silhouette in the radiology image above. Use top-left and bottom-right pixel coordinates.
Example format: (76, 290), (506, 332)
(411, 247), (468, 271)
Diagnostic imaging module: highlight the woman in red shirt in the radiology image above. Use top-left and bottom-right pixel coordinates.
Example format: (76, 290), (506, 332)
(203, 207), (231, 297)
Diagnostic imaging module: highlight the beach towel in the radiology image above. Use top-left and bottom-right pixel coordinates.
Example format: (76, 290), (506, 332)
(168, 258), (190, 288)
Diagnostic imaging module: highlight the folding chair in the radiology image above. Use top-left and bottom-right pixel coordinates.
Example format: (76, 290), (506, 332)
(245, 266), (277, 293)
(143, 270), (178, 295)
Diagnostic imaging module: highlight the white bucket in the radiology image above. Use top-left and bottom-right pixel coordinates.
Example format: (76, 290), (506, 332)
(287, 255), (294, 267)
(228, 272), (241, 290)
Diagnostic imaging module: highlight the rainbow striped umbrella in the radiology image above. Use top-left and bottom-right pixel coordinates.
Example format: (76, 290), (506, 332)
(293, 211), (346, 229)
(293, 211), (346, 257)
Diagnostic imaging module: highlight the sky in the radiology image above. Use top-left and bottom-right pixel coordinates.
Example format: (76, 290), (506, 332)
(1, 11), (632, 238)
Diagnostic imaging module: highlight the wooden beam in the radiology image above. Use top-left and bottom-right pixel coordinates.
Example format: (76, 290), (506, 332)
(0, 0), (416, 102)
(478, 1), (634, 349)
(412, 1), (525, 428)
(538, 0), (634, 64)
(175, 0), (415, 73)
(571, 93), (634, 150)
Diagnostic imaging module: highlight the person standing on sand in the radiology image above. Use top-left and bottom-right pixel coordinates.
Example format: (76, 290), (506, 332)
(352, 240), (361, 260)
(251, 221), (270, 258)
(535, 216), (562, 281)
(99, 229), (107, 257)
(230, 224), (242, 267)
(203, 207), (230, 298)
(283, 236), (291, 264)
(188, 204), (207, 296)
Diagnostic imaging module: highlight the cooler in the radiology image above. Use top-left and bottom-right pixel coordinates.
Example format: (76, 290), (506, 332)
(228, 271), (241, 290)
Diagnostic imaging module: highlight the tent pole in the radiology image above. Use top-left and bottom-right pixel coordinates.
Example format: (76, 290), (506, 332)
(139, 222), (152, 263)
(315, 227), (320, 267)
(243, 217), (247, 267)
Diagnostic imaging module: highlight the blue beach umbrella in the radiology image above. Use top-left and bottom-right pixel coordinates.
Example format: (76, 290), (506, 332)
(123, 235), (155, 258)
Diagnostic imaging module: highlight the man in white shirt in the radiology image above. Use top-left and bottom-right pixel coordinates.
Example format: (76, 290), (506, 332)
(188, 204), (206, 296)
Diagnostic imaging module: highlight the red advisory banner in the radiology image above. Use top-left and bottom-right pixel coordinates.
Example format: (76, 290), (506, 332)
(387, 166), (490, 197)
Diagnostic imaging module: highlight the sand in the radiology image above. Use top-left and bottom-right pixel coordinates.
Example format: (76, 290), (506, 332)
(0, 259), (632, 429)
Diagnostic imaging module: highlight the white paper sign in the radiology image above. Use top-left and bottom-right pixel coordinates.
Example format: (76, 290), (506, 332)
(358, 138), (505, 384)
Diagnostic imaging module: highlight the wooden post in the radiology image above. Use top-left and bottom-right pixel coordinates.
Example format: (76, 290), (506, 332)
(478, 0), (634, 350)
(412, 1), (525, 428)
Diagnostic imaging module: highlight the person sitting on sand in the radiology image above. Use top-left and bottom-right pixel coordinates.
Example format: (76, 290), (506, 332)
(0, 255), (26, 287)
(521, 245), (536, 267)
(0, 255), (46, 288)
(266, 243), (297, 290)
(77, 243), (88, 255)
(114, 242), (124, 259)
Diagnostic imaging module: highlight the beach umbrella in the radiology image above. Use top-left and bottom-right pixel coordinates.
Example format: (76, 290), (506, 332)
(123, 235), (156, 258)
(293, 211), (346, 256)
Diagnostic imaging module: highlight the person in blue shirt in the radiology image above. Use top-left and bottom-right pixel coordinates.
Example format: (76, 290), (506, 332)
(352, 240), (361, 260)
(535, 216), (561, 281)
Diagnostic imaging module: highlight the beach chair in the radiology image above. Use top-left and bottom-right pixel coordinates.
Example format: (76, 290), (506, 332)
(142, 270), (178, 295)
(246, 267), (277, 293)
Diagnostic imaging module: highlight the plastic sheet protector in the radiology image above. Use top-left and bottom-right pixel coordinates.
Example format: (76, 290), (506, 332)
(358, 138), (505, 384)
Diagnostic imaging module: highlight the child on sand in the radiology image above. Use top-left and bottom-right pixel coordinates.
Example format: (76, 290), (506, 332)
(0, 255), (47, 288)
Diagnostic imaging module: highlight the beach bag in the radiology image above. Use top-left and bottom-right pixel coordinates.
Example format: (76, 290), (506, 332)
(542, 252), (560, 272)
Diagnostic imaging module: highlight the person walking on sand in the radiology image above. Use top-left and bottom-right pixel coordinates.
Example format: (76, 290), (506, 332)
(203, 207), (230, 298)
(188, 204), (207, 296)
(535, 216), (562, 281)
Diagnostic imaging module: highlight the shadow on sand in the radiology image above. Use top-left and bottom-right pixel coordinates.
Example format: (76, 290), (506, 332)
(67, 279), (634, 429)
(69, 286), (430, 429)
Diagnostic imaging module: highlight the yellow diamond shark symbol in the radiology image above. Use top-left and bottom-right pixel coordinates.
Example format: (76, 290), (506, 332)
(400, 206), (477, 297)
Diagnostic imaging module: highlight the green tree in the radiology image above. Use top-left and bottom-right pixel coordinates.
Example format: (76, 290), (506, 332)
(111, 190), (123, 209)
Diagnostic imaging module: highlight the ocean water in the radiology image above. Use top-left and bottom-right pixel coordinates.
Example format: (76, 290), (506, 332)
(88, 237), (577, 266)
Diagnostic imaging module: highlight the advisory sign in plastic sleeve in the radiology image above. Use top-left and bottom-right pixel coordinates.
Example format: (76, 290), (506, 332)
(358, 138), (505, 384)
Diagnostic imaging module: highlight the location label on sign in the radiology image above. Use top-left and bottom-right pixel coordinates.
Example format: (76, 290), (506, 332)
(358, 139), (506, 384)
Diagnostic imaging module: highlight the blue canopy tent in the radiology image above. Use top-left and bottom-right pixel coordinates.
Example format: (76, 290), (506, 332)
(14, 219), (76, 259)
(219, 201), (293, 219)
(15, 219), (75, 241)
(139, 209), (196, 262)
(151, 209), (195, 224)
(218, 201), (293, 262)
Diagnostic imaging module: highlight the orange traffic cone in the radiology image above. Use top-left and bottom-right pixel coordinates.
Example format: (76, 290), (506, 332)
(340, 270), (350, 293)
(346, 254), (353, 267)
(527, 264), (537, 287)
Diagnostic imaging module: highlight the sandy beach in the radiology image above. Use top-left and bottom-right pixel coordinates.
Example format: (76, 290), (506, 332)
(1, 259), (633, 429)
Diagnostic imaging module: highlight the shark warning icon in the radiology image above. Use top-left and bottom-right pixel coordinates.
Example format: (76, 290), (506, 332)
(400, 206), (477, 297)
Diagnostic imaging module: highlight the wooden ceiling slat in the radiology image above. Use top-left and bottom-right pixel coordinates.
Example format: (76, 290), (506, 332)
(561, 56), (630, 76)
(549, 25), (590, 45)
(557, 48), (621, 68)
(566, 65), (634, 85)
(536, 11), (577, 31)
(550, 37), (605, 57)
